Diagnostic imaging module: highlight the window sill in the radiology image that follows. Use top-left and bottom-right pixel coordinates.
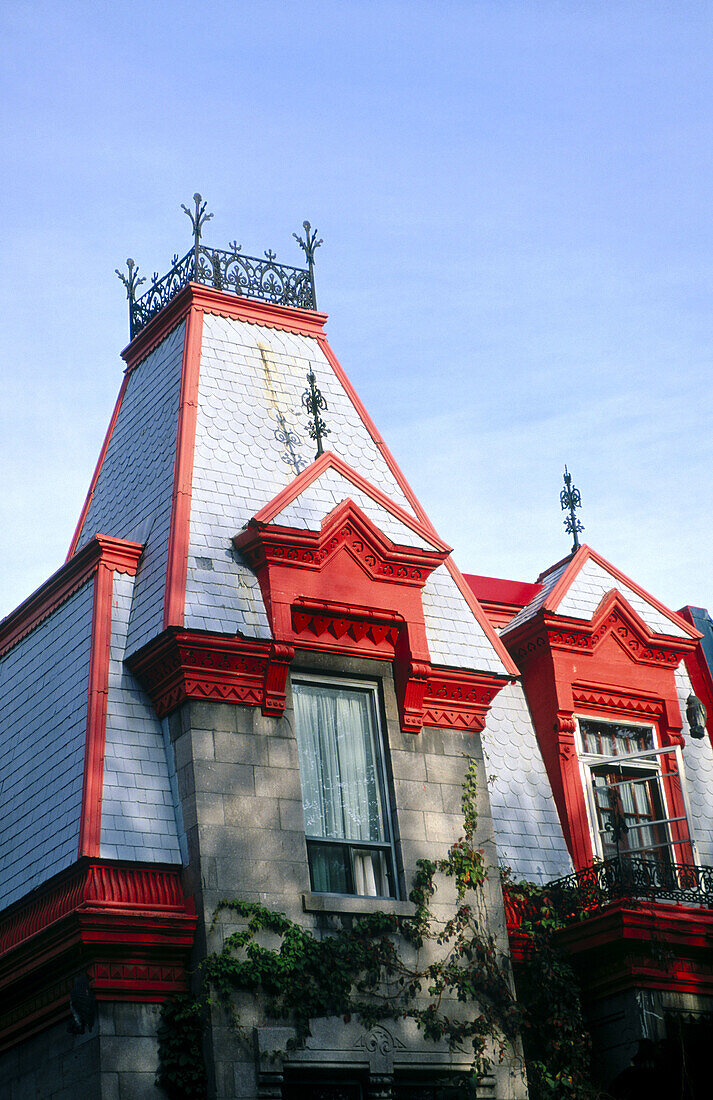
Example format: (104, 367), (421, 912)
(302, 892), (414, 916)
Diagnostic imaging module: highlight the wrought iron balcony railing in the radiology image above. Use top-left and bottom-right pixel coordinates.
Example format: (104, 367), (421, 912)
(117, 195), (322, 339)
(547, 855), (713, 913)
(503, 856), (713, 938)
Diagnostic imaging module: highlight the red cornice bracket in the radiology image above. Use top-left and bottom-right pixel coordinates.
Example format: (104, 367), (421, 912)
(263, 642), (295, 716)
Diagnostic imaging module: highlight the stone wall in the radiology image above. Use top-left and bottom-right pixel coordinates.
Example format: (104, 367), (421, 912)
(166, 650), (527, 1099)
(0, 1003), (163, 1100)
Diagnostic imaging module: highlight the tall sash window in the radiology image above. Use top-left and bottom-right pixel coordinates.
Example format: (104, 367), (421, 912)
(292, 680), (396, 897)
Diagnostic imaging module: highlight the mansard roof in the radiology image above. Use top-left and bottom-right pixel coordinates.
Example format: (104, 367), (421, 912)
(68, 286), (516, 677)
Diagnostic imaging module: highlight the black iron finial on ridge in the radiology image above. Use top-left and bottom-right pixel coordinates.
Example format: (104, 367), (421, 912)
(293, 221), (322, 310)
(118, 195), (321, 339)
(302, 369), (329, 459)
(560, 465), (584, 553)
(115, 258), (146, 319)
(181, 193), (214, 278)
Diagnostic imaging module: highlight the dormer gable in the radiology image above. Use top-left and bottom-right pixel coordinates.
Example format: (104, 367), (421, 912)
(504, 545), (698, 643)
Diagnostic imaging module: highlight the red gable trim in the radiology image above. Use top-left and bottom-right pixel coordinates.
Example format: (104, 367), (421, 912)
(67, 373), (130, 561)
(122, 283), (328, 374)
(164, 307), (204, 628)
(315, 335), (518, 678)
(543, 545), (700, 640)
(251, 450), (451, 553)
(0, 535), (142, 658)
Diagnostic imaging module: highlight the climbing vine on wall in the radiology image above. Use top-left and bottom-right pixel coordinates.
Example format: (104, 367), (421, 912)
(156, 761), (600, 1099)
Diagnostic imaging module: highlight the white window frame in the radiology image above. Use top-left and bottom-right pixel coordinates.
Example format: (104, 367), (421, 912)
(291, 674), (398, 899)
(575, 715), (694, 867)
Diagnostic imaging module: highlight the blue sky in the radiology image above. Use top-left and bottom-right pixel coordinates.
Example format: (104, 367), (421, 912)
(2, 1), (712, 619)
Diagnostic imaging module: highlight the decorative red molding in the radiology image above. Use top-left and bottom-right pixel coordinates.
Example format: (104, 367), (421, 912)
(128, 628), (273, 718)
(554, 902), (713, 999)
(235, 498), (455, 732)
(0, 859), (195, 1050)
(0, 535), (142, 659)
(503, 588), (697, 870)
(421, 670), (506, 733)
(164, 306), (204, 628)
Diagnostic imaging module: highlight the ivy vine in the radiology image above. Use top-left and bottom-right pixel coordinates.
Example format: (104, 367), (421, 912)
(156, 761), (601, 1100)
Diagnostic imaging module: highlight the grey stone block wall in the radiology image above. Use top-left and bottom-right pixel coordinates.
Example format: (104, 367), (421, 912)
(164, 651), (526, 1099)
(0, 1003), (164, 1100)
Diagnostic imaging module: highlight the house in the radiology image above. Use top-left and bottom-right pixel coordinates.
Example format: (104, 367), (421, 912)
(1, 203), (711, 1099)
(0, 211), (528, 1099)
(468, 549), (713, 1092)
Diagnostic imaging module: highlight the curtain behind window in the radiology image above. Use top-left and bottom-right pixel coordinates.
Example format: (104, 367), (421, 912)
(293, 684), (385, 844)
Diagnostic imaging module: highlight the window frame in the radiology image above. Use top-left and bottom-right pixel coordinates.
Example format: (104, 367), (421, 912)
(291, 673), (399, 900)
(575, 714), (695, 867)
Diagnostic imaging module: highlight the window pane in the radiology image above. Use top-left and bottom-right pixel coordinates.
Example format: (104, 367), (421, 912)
(307, 841), (350, 894)
(293, 683), (386, 843)
(580, 718), (654, 756)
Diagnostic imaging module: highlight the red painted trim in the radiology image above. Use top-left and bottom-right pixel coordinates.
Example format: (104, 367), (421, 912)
(543, 545), (700, 640)
(553, 901), (713, 999)
(315, 336), (518, 677)
(164, 307), (204, 629)
(0, 859), (196, 1050)
(122, 283), (328, 374)
(463, 574), (543, 607)
(67, 374), (130, 560)
(78, 563), (115, 857)
(252, 450), (451, 552)
(0, 535), (142, 658)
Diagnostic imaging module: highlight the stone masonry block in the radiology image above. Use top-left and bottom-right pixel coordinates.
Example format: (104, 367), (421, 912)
(389, 749), (427, 783)
(267, 737), (299, 770)
(195, 761), (255, 797)
(394, 778), (444, 813)
(213, 729), (268, 766)
(425, 753), (467, 785)
(278, 798), (304, 832)
(254, 764), (302, 801)
(393, 808), (427, 841)
(224, 792), (279, 829)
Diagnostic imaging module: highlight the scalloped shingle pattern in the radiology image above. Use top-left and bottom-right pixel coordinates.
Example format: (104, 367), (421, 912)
(675, 664), (713, 866)
(272, 467), (436, 550)
(504, 560), (570, 634)
(186, 316), (508, 676)
(557, 559), (689, 638)
(0, 581), (94, 908)
(480, 681), (573, 883)
(77, 323), (185, 654)
(101, 573), (182, 863)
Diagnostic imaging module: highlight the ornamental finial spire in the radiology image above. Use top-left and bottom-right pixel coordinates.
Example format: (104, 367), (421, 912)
(181, 193), (214, 277)
(560, 465), (584, 552)
(293, 220), (322, 309)
(302, 369), (329, 459)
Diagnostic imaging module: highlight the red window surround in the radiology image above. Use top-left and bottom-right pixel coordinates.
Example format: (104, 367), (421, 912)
(503, 589), (699, 870)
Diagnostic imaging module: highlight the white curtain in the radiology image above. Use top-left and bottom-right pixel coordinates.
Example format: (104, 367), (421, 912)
(293, 684), (385, 844)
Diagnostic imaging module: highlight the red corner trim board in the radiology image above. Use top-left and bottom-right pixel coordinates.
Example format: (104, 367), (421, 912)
(164, 306), (204, 628)
(0, 534), (143, 860)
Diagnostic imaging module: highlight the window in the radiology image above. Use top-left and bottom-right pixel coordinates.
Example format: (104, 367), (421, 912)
(577, 717), (691, 867)
(292, 678), (396, 897)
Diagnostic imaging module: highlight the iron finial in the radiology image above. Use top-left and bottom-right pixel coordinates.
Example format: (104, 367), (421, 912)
(560, 465), (584, 552)
(302, 369), (329, 459)
(115, 259), (146, 337)
(181, 192), (214, 277)
(293, 220), (322, 309)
